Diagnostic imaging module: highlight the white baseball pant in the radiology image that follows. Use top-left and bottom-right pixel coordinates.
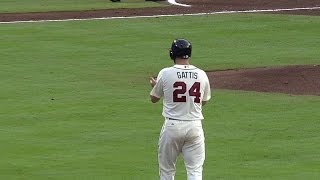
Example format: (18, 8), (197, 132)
(158, 118), (205, 180)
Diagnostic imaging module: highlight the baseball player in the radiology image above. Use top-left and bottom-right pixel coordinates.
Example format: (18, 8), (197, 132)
(149, 39), (211, 180)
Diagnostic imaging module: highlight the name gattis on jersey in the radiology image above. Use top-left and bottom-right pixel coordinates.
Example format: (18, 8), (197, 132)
(177, 72), (198, 79)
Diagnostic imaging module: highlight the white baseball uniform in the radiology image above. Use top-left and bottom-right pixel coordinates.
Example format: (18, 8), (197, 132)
(150, 64), (211, 180)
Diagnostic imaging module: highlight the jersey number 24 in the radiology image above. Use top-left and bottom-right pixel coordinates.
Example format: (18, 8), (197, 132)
(173, 82), (201, 103)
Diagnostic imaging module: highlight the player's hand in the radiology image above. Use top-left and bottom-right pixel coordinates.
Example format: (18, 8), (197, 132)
(149, 77), (157, 87)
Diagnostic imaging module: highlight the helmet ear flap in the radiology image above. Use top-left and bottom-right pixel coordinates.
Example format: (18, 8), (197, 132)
(169, 49), (175, 60)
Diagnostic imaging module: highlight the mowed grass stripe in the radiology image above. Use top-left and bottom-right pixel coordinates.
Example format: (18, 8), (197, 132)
(0, 0), (164, 13)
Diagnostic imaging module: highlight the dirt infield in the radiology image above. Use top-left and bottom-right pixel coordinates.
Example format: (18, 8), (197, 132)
(1, 0), (319, 95)
(208, 65), (320, 96)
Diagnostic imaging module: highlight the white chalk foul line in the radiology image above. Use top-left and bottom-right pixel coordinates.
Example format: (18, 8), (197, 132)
(1, 6), (320, 24)
(168, 0), (191, 7)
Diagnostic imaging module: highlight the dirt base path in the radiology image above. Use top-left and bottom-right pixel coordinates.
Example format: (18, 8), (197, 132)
(1, 0), (320, 22)
(1, 0), (319, 96)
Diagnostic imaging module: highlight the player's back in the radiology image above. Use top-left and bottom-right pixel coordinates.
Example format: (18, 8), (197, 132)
(159, 64), (211, 120)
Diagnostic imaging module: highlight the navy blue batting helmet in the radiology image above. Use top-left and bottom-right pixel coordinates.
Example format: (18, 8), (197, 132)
(169, 39), (192, 60)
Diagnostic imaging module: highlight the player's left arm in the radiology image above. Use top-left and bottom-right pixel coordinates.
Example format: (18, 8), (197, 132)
(150, 95), (160, 103)
(149, 72), (164, 103)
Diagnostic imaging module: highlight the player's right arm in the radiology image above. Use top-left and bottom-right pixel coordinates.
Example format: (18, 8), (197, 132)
(202, 72), (211, 106)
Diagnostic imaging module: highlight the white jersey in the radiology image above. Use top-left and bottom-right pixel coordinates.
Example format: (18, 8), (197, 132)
(150, 64), (211, 120)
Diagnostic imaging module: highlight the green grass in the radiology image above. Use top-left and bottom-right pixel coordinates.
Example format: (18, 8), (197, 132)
(0, 14), (320, 179)
(0, 0), (164, 13)
(204, 90), (320, 179)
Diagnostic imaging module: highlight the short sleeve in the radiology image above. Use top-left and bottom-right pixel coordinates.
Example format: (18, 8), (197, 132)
(202, 74), (211, 101)
(150, 70), (165, 98)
